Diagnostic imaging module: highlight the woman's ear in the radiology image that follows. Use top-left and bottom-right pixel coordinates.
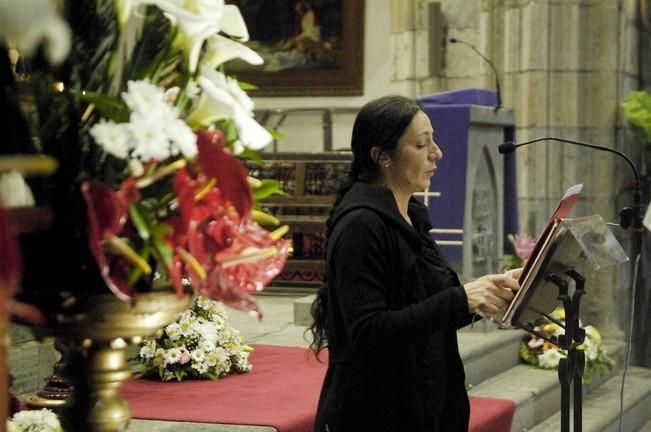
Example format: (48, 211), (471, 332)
(371, 147), (391, 165)
(373, 148), (393, 169)
(370, 146), (381, 164)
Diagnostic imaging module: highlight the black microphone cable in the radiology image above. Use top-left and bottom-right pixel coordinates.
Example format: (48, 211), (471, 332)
(498, 136), (642, 228)
(448, 38), (502, 111)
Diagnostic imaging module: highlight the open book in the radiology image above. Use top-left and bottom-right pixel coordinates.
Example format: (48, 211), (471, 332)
(495, 184), (583, 327)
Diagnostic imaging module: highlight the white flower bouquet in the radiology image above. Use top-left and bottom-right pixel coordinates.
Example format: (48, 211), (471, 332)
(519, 308), (615, 383)
(7, 409), (62, 432)
(136, 296), (253, 381)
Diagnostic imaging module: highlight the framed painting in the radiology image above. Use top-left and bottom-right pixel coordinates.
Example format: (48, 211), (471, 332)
(226, 0), (365, 97)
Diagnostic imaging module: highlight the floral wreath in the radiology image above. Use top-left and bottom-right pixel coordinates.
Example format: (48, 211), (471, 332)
(519, 308), (615, 383)
(136, 296), (252, 381)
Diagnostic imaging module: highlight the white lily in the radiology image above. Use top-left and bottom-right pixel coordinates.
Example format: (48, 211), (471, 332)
(135, 1), (250, 72)
(0, 0), (71, 65)
(186, 66), (272, 150)
(219, 4), (250, 41)
(185, 77), (235, 127)
(232, 107), (273, 151)
(202, 35), (263, 69)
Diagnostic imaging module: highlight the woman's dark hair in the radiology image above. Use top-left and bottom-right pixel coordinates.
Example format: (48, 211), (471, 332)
(308, 95), (423, 356)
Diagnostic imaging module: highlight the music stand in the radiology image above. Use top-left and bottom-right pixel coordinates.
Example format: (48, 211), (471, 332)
(498, 215), (628, 432)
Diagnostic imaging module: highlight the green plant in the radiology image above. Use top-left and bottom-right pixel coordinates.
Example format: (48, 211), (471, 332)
(621, 90), (651, 143)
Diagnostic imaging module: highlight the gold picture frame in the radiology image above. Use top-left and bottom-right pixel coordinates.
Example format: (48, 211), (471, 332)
(226, 0), (365, 97)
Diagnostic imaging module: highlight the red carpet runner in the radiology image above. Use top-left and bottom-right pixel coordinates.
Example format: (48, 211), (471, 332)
(121, 344), (515, 432)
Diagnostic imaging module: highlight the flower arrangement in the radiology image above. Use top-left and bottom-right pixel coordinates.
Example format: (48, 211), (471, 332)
(519, 308), (615, 383)
(136, 296), (252, 381)
(501, 233), (536, 271)
(0, 0), (289, 316)
(6, 409), (62, 432)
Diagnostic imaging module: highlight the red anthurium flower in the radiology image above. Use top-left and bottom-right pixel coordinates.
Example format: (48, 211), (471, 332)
(171, 164), (289, 316)
(203, 219), (290, 317)
(81, 179), (142, 301)
(195, 130), (252, 220)
(172, 168), (233, 266)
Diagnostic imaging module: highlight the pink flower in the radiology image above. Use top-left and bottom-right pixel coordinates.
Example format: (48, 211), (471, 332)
(509, 233), (536, 260)
(179, 348), (192, 365)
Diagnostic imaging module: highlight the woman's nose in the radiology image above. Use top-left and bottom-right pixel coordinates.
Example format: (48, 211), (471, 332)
(430, 143), (443, 161)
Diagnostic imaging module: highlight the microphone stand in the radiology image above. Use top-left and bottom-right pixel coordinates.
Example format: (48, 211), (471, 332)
(520, 270), (586, 432)
(501, 136), (645, 432)
(449, 38), (502, 111)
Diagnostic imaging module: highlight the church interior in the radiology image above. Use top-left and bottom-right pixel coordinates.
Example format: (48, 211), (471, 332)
(1, 0), (651, 431)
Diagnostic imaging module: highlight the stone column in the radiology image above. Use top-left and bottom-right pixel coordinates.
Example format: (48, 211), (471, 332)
(480, 0), (643, 340)
(389, 0), (418, 96)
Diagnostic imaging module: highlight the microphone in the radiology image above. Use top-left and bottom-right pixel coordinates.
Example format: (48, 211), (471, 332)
(449, 38), (502, 111)
(498, 136), (643, 232)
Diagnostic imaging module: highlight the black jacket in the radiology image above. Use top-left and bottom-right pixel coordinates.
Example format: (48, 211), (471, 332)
(314, 182), (475, 432)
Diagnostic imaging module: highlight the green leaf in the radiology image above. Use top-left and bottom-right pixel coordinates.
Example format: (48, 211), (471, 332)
(519, 341), (539, 366)
(151, 222), (173, 239)
(216, 119), (239, 144)
(154, 239), (173, 266)
(238, 80), (258, 91)
(129, 203), (151, 240)
(239, 148), (264, 166)
(127, 246), (151, 286)
(621, 90), (651, 142)
(501, 254), (524, 271)
(81, 91), (130, 122)
(174, 370), (186, 381)
(253, 179), (286, 201)
(269, 128), (284, 140)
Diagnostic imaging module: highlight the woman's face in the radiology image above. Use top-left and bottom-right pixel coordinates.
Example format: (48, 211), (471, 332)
(383, 110), (443, 194)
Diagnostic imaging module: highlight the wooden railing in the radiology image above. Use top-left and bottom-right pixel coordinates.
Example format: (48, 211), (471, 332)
(255, 107), (360, 152)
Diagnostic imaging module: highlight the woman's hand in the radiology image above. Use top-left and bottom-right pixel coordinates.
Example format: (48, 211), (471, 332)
(463, 273), (520, 315)
(503, 267), (523, 280)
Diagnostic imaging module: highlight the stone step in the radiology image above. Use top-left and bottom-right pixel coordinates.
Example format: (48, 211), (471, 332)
(528, 366), (651, 432)
(468, 341), (624, 432)
(638, 417), (651, 432)
(458, 328), (525, 388)
(292, 294), (315, 327)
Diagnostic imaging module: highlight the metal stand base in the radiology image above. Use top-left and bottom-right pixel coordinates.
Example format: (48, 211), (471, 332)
(519, 269), (586, 432)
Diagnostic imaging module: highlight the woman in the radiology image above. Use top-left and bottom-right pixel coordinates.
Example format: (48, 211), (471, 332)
(310, 96), (520, 432)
